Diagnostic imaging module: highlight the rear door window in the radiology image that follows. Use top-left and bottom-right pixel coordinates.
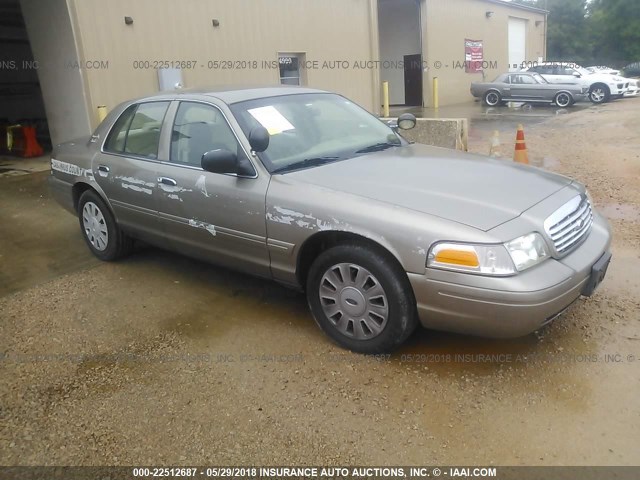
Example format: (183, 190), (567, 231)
(104, 105), (136, 153)
(124, 102), (170, 159)
(104, 102), (169, 159)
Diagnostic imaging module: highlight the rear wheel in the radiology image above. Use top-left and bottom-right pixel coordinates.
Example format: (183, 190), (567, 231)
(78, 190), (133, 261)
(554, 92), (572, 108)
(589, 84), (610, 104)
(484, 90), (502, 107)
(306, 244), (418, 353)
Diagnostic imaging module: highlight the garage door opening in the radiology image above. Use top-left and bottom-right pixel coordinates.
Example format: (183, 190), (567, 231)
(0, 0), (50, 168)
(508, 17), (527, 72)
(377, 0), (423, 107)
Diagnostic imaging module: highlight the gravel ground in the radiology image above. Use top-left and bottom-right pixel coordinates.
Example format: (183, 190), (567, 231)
(1, 98), (639, 466)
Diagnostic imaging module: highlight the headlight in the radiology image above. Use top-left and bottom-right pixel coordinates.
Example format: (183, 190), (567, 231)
(427, 242), (516, 276)
(504, 232), (549, 272)
(585, 188), (594, 207)
(427, 233), (549, 276)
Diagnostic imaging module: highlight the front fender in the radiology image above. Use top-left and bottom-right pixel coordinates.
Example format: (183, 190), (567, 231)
(265, 177), (489, 287)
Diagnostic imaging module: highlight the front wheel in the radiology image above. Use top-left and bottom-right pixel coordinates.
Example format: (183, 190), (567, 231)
(306, 244), (418, 353)
(589, 84), (610, 104)
(484, 90), (502, 107)
(554, 92), (573, 108)
(78, 190), (133, 261)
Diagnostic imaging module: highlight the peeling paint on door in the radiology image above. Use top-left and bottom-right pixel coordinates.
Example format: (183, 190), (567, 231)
(188, 219), (217, 236)
(195, 175), (211, 198)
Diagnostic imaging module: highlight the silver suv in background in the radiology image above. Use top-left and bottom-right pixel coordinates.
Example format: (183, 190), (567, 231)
(522, 62), (628, 104)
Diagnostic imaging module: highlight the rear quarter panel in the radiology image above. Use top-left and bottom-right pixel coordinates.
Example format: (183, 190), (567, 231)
(50, 102), (132, 215)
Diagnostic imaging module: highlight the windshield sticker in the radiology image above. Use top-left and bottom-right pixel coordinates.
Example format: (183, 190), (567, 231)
(248, 106), (295, 135)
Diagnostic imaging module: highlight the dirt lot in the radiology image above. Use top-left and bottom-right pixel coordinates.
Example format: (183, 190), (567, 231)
(1, 98), (639, 466)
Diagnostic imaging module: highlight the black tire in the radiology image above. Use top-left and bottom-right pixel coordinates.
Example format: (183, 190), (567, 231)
(306, 243), (418, 353)
(78, 189), (133, 261)
(589, 83), (610, 104)
(483, 90), (502, 107)
(554, 92), (573, 108)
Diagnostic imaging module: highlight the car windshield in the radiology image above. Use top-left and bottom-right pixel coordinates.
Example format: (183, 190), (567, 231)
(531, 73), (548, 83)
(230, 93), (403, 174)
(574, 66), (593, 76)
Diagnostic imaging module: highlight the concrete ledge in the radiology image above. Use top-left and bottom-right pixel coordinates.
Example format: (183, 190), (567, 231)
(382, 117), (468, 151)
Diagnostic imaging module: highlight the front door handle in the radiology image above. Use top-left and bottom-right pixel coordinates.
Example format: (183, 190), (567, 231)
(158, 177), (177, 187)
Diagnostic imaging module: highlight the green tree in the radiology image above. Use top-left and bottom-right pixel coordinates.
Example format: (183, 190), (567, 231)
(588, 0), (640, 66)
(544, 0), (590, 63)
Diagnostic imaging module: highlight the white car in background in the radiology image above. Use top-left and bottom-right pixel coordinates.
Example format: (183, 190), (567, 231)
(623, 79), (639, 97)
(587, 66), (620, 75)
(587, 66), (639, 98)
(522, 62), (628, 104)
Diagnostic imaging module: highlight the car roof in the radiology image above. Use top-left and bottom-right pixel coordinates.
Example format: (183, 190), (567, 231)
(532, 62), (582, 68)
(128, 85), (330, 105)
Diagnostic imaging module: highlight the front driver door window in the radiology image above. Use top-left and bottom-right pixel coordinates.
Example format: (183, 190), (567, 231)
(156, 101), (270, 276)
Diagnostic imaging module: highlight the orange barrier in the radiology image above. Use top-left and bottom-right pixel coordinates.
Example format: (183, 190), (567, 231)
(22, 126), (44, 157)
(513, 124), (529, 164)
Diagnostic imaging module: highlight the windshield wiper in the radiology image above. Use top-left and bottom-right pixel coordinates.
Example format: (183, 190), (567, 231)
(272, 156), (341, 174)
(355, 141), (401, 154)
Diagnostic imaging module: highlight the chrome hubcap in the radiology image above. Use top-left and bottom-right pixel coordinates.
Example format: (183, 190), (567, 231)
(319, 263), (389, 340)
(82, 202), (108, 251)
(486, 93), (499, 105)
(591, 89), (605, 102)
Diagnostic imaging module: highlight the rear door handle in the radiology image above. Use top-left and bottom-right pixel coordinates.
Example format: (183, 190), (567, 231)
(158, 177), (177, 187)
(97, 165), (110, 177)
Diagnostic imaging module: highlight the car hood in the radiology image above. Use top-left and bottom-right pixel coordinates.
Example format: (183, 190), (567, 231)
(585, 72), (624, 83)
(285, 144), (572, 231)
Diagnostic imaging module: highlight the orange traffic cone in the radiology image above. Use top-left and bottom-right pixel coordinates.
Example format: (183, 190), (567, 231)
(489, 130), (501, 157)
(513, 124), (529, 164)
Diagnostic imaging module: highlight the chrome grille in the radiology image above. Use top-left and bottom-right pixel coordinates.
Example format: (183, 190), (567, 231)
(544, 195), (593, 255)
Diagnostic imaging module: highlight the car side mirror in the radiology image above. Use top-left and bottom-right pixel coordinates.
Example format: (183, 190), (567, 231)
(397, 113), (417, 130)
(572, 72), (582, 78)
(248, 126), (270, 152)
(201, 149), (238, 174)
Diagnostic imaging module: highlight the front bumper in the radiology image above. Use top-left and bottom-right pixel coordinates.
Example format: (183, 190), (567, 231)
(409, 213), (611, 338)
(611, 85), (627, 96)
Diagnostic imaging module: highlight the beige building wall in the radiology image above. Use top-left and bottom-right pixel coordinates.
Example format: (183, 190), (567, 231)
(69, 0), (380, 128)
(423, 0), (546, 106)
(20, 0), (93, 145)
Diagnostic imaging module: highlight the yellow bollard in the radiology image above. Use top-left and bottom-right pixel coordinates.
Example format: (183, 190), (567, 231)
(433, 77), (439, 109)
(97, 105), (108, 124)
(7, 124), (22, 152)
(382, 81), (390, 118)
(489, 130), (501, 157)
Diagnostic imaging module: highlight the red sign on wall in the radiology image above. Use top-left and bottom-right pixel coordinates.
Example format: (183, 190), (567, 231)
(464, 39), (484, 73)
